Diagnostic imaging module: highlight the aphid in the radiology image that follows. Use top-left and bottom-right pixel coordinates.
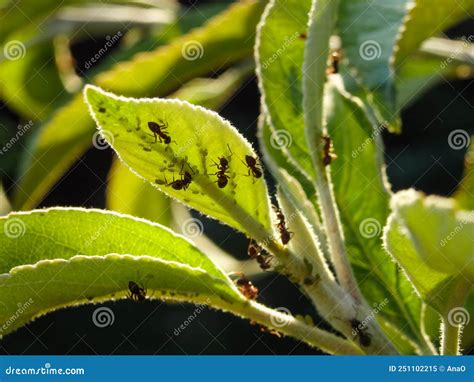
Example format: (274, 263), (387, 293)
(128, 281), (147, 302)
(273, 205), (293, 245)
(259, 325), (283, 338)
(148, 120), (174, 144)
(242, 155), (263, 179)
(212, 144), (233, 188)
(235, 275), (259, 300)
(327, 49), (341, 75)
(98, 107), (106, 113)
(322, 135), (337, 166)
(248, 239), (272, 270)
(350, 318), (372, 347)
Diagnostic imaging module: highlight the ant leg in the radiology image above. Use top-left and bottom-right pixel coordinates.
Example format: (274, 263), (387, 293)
(147, 133), (158, 143)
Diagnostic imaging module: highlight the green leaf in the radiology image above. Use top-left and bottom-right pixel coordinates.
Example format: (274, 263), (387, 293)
(84, 85), (273, 238)
(454, 139), (474, 210)
(0, 0), (133, 43)
(107, 160), (173, 226)
(0, 208), (245, 331)
(170, 61), (254, 110)
(96, 1), (265, 97)
(0, 209), (361, 355)
(0, 38), (64, 120)
(396, 53), (466, 110)
(0, 208), (227, 277)
(0, 254), (245, 337)
(0, 208), (245, 332)
(106, 63), (254, 225)
(385, 190), (474, 285)
(256, 0), (314, 179)
(257, 113), (315, 200)
(13, 0), (266, 210)
(394, 0), (474, 67)
(326, 79), (426, 350)
(0, 181), (10, 215)
(337, 0), (409, 128)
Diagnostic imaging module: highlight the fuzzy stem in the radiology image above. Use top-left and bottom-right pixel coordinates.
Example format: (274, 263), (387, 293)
(266, 240), (398, 355)
(440, 279), (472, 355)
(302, 0), (362, 302)
(239, 300), (364, 355)
(441, 318), (461, 355)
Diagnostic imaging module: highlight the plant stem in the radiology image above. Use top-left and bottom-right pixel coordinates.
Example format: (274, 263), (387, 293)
(266, 240), (398, 355)
(241, 301), (364, 355)
(441, 318), (461, 355)
(440, 278), (472, 355)
(302, 0), (363, 302)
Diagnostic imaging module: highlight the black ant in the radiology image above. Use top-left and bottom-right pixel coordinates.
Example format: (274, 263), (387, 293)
(242, 155), (263, 179)
(128, 280), (147, 302)
(322, 135), (337, 166)
(326, 49), (341, 75)
(248, 239), (272, 270)
(233, 274), (259, 300)
(350, 318), (372, 347)
(298, 32), (307, 40)
(165, 160), (194, 191)
(273, 205), (293, 245)
(148, 120), (175, 144)
(211, 144), (233, 189)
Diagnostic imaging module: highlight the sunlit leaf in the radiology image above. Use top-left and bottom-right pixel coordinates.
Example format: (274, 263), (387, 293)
(13, 1), (266, 210)
(85, 85), (273, 238)
(256, 0), (314, 179)
(394, 0), (474, 67)
(326, 78), (426, 351)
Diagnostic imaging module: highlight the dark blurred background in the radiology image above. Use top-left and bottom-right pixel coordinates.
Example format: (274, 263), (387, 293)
(0, 0), (473, 355)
